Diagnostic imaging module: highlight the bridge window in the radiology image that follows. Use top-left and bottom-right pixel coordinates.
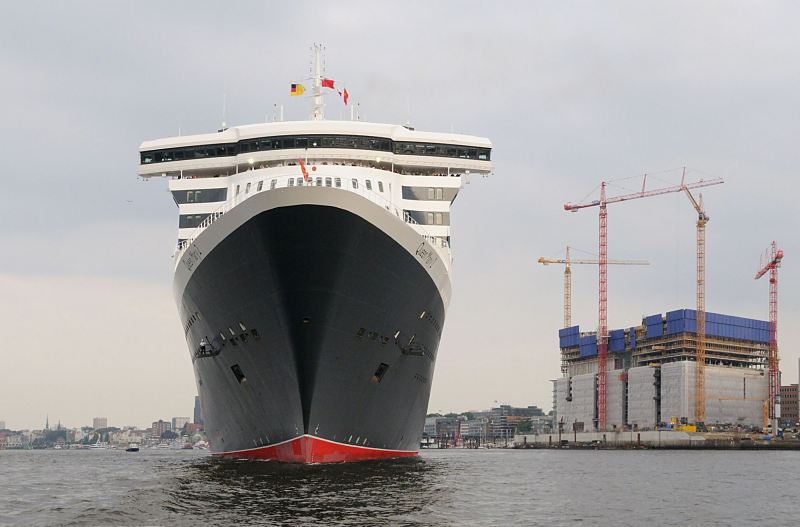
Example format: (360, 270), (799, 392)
(288, 178), (294, 187)
(325, 177), (332, 187)
(172, 188), (234, 205)
(270, 179), (277, 190)
(401, 186), (456, 202)
(352, 179), (358, 189)
(179, 214), (211, 229)
(365, 180), (372, 191)
(257, 181), (264, 191)
(141, 135), (490, 165)
(404, 210), (451, 226)
(245, 182), (251, 194)
(335, 177), (342, 188)
(378, 181), (384, 192)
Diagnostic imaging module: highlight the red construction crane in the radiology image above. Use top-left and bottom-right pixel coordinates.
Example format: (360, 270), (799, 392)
(538, 247), (649, 328)
(755, 241), (784, 433)
(565, 170), (723, 431)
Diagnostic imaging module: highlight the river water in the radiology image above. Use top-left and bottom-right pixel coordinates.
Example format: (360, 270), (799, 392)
(1, 448), (798, 526)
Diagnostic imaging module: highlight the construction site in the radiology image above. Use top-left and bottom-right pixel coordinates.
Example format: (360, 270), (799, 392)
(519, 168), (792, 448)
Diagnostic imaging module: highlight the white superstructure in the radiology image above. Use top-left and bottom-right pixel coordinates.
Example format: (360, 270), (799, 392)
(138, 119), (492, 270)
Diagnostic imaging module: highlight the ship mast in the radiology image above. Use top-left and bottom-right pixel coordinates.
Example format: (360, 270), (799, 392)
(311, 44), (324, 120)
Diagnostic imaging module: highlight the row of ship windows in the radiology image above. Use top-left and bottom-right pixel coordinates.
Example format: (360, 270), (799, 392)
(178, 208), (450, 229)
(173, 184), (453, 205)
(177, 234), (451, 248)
(141, 134), (491, 164)
(232, 177), (385, 196)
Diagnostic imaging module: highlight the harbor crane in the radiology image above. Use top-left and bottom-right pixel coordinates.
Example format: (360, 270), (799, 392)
(564, 169), (723, 431)
(755, 241), (784, 434)
(537, 247), (649, 328)
(680, 170), (716, 428)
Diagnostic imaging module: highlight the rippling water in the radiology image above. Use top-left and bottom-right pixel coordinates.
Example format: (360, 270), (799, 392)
(1, 448), (799, 526)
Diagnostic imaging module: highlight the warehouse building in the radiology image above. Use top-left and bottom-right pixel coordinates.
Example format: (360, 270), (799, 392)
(553, 309), (769, 431)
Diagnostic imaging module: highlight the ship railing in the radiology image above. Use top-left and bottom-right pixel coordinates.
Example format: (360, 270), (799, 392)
(174, 173), (450, 263)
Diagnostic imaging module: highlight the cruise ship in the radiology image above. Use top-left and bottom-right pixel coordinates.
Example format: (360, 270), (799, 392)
(138, 48), (492, 462)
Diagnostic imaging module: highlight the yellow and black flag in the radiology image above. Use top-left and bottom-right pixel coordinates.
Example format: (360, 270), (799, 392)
(290, 83), (305, 96)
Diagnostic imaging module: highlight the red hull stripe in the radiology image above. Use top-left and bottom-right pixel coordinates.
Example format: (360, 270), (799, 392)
(214, 435), (418, 463)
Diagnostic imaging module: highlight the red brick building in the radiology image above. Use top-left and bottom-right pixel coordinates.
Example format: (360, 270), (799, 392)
(779, 384), (799, 428)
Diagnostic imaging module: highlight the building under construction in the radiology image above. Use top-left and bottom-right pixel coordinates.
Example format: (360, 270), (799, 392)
(554, 308), (770, 431)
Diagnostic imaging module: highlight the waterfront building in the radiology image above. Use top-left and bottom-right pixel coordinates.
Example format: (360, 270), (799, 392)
(172, 417), (190, 432)
(779, 384), (799, 428)
(464, 418), (491, 439)
(151, 420), (171, 438)
(93, 417), (108, 430)
(489, 405), (545, 439)
(193, 396), (203, 426)
(556, 310), (771, 431)
(423, 416), (460, 439)
(185, 422), (203, 435)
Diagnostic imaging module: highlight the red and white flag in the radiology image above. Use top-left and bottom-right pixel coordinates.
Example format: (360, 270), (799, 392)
(299, 159), (309, 182)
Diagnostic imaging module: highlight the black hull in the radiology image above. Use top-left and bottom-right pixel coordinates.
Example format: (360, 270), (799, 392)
(179, 201), (445, 457)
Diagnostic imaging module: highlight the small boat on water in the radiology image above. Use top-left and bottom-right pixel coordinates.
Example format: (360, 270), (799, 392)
(126, 443), (140, 452)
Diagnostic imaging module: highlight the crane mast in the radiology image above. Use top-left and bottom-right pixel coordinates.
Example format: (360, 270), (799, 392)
(565, 170), (723, 431)
(755, 241), (784, 433)
(681, 171), (710, 426)
(538, 248), (649, 328)
(564, 248), (572, 328)
(597, 185), (609, 431)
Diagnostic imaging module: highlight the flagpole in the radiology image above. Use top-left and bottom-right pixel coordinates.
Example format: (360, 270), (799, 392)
(311, 44), (324, 120)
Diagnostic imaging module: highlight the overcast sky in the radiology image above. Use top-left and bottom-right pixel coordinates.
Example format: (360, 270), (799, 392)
(1, 1), (798, 430)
